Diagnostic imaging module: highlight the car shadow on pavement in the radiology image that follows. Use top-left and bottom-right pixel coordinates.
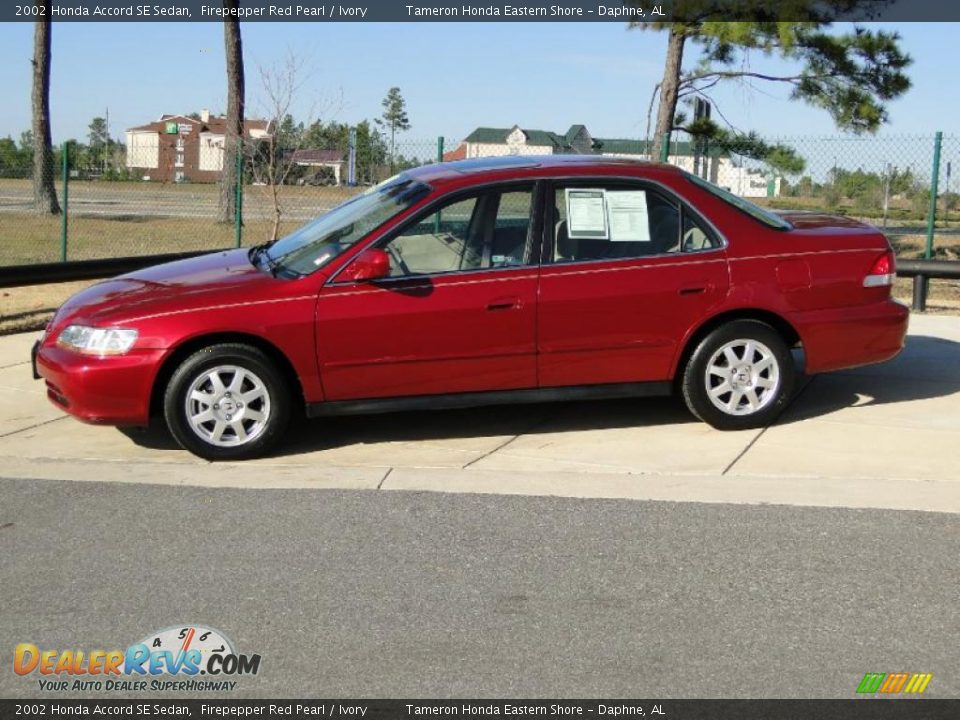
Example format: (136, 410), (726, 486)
(120, 395), (697, 455)
(775, 334), (960, 424)
(119, 335), (960, 455)
(275, 395), (698, 458)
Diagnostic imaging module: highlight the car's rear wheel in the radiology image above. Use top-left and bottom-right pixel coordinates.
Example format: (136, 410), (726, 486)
(164, 343), (291, 460)
(681, 320), (795, 430)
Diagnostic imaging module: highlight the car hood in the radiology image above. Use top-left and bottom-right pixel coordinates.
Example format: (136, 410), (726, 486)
(52, 249), (278, 326)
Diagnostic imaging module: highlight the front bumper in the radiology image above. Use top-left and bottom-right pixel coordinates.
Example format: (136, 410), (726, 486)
(34, 343), (166, 426)
(790, 298), (910, 374)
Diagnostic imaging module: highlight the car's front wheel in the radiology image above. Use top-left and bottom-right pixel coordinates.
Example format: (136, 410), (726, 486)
(163, 343), (291, 460)
(681, 320), (795, 430)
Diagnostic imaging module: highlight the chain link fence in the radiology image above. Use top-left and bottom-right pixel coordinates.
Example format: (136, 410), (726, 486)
(2, 132), (958, 273)
(697, 134), (960, 263)
(0, 137), (449, 268)
(678, 131), (960, 308)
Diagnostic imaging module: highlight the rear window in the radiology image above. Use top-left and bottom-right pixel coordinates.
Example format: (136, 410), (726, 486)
(685, 172), (792, 231)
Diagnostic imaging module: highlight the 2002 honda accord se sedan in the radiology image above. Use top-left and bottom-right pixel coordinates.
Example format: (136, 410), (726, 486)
(33, 155), (909, 460)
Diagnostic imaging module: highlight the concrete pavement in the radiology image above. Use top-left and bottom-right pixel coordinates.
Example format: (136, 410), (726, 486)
(1, 313), (958, 513)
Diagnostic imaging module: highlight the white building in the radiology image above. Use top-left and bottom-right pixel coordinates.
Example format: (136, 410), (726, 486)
(125, 109), (269, 182)
(445, 124), (779, 198)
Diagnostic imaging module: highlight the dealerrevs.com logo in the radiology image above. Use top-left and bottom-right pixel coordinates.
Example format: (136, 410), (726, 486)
(14, 625), (261, 693)
(856, 672), (933, 695)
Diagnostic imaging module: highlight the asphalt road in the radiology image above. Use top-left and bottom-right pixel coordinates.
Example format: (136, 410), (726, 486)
(1, 477), (957, 699)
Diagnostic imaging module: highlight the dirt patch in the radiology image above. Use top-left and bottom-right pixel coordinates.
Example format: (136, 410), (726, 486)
(894, 277), (960, 314)
(0, 280), (98, 335)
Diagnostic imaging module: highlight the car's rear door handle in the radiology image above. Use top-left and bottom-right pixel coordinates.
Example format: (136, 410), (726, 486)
(678, 286), (707, 296)
(487, 296), (520, 311)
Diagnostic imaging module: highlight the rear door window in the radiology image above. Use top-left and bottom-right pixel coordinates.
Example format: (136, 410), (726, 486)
(551, 183), (719, 263)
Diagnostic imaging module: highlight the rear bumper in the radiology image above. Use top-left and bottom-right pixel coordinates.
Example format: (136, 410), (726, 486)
(790, 299), (909, 374)
(31, 340), (40, 380)
(35, 344), (164, 426)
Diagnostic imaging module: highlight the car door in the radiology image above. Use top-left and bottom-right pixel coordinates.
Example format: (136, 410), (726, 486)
(537, 179), (729, 387)
(316, 183), (540, 401)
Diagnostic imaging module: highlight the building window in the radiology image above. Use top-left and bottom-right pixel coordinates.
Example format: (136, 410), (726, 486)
(176, 138), (185, 150)
(174, 171), (185, 182)
(175, 153), (185, 167)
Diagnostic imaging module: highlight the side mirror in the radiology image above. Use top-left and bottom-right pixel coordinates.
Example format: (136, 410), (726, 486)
(340, 248), (390, 282)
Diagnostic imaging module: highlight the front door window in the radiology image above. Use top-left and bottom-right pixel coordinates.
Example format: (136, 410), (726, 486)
(380, 186), (535, 277)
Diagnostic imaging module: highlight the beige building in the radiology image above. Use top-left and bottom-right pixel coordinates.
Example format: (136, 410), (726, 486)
(126, 110), (270, 182)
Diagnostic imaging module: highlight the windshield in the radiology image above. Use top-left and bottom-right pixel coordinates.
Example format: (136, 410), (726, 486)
(262, 174), (431, 276)
(685, 172), (792, 231)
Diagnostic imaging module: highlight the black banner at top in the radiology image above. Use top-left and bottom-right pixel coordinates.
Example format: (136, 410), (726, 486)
(2, 0), (960, 22)
(1, 700), (960, 720)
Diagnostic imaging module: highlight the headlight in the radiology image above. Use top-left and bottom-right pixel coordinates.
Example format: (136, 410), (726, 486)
(56, 325), (139, 356)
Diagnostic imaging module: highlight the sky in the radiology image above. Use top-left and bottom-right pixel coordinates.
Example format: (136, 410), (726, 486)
(0, 21), (956, 146)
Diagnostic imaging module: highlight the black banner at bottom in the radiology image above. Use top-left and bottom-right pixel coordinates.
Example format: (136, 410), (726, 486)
(2, 700), (959, 720)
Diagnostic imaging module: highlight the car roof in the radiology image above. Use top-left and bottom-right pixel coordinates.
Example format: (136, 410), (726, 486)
(407, 154), (683, 186)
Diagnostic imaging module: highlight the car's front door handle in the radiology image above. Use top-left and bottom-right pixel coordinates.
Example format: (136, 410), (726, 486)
(487, 296), (520, 311)
(678, 286), (707, 296)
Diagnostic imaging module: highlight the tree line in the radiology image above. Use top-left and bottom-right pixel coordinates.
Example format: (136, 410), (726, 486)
(0, 112), (418, 184)
(0, 119), (124, 180)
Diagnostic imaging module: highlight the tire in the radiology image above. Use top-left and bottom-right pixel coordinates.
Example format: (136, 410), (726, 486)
(681, 320), (795, 431)
(163, 343), (292, 460)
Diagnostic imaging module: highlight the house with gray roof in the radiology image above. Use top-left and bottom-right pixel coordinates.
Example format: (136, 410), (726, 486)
(450, 123), (778, 197)
(460, 124), (595, 157)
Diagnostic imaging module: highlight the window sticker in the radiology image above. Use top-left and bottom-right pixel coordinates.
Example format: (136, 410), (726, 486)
(607, 190), (652, 242)
(565, 189), (608, 239)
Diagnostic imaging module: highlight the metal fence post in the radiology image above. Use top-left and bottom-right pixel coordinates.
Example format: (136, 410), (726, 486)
(659, 133), (670, 163)
(234, 142), (243, 248)
(925, 131), (942, 260)
(60, 141), (69, 262)
(912, 276), (927, 312)
(348, 127), (357, 186)
(434, 137), (445, 233)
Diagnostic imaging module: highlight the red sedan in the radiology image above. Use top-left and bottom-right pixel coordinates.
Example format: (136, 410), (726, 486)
(34, 155), (908, 460)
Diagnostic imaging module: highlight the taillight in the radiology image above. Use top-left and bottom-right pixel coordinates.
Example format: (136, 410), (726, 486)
(863, 251), (896, 287)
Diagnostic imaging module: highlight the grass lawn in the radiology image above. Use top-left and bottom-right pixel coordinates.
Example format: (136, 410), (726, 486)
(2, 179), (959, 265)
(0, 178), (360, 266)
(4, 219), (958, 267)
(0, 213), (306, 266)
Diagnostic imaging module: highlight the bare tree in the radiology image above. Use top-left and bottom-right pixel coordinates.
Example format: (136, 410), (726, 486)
(247, 52), (339, 243)
(31, 5), (60, 215)
(218, 2), (244, 223)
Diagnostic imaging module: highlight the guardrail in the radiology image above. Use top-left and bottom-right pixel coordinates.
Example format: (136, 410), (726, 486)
(0, 250), (214, 289)
(896, 259), (960, 311)
(1, 252), (957, 313)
